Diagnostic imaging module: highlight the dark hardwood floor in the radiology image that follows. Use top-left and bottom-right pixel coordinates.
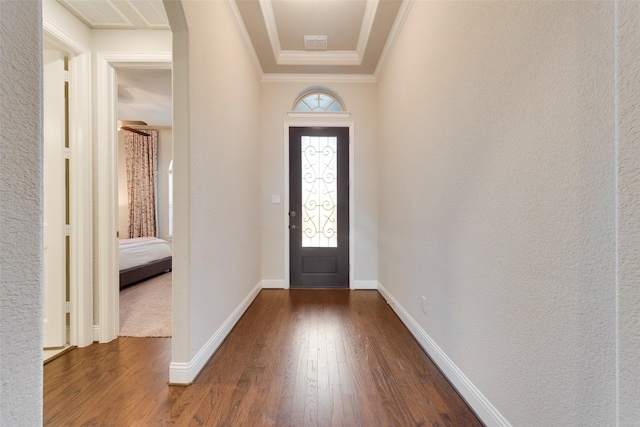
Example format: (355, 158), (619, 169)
(44, 289), (482, 426)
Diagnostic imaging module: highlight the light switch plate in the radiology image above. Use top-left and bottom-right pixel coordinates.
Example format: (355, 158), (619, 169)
(271, 195), (281, 204)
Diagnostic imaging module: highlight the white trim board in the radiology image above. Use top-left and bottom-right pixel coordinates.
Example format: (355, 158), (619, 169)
(353, 280), (378, 290)
(261, 279), (285, 289)
(262, 74), (377, 84)
(377, 283), (512, 427)
(226, 0), (263, 79)
(373, 0), (413, 80)
(43, 19), (94, 348)
(96, 52), (119, 343)
(169, 281), (262, 384)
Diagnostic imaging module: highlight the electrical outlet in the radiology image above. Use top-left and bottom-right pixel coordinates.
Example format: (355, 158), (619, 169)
(421, 296), (427, 314)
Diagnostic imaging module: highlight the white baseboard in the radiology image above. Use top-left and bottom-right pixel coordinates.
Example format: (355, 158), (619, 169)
(261, 279), (285, 289)
(353, 280), (378, 290)
(93, 325), (100, 342)
(261, 279), (377, 289)
(377, 283), (511, 427)
(169, 281), (262, 385)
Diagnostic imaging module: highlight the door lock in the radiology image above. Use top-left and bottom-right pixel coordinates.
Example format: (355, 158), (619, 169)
(289, 211), (296, 217)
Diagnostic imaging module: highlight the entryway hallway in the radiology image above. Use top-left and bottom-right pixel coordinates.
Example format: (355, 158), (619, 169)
(44, 289), (481, 425)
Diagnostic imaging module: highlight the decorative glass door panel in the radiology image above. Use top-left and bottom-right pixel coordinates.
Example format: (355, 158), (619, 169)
(289, 127), (349, 288)
(301, 136), (337, 248)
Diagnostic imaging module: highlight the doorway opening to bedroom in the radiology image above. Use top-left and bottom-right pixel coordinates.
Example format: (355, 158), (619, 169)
(116, 68), (173, 339)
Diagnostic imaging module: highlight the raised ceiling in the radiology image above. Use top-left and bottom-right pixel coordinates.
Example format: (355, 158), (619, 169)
(235, 0), (403, 74)
(56, 0), (407, 75)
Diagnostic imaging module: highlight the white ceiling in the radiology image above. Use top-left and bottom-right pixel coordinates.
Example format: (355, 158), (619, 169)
(117, 68), (173, 126)
(56, 0), (407, 125)
(58, 0), (169, 30)
(56, 0), (169, 29)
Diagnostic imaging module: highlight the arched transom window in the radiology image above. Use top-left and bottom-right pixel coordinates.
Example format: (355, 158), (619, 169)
(292, 87), (346, 112)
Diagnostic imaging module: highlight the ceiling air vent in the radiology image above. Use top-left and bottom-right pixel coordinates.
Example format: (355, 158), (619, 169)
(304, 35), (328, 50)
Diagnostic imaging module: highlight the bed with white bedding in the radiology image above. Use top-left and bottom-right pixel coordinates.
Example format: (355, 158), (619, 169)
(119, 237), (172, 288)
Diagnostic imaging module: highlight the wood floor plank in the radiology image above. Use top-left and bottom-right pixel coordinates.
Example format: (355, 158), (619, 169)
(44, 289), (483, 426)
(316, 308), (332, 427)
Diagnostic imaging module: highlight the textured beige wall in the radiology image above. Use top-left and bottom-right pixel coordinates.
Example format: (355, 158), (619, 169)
(377, 2), (617, 425)
(616, 2), (640, 425)
(178, 0), (262, 358)
(0, 1), (43, 424)
(260, 82), (378, 285)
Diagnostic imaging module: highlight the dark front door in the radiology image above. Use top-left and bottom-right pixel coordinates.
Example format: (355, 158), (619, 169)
(289, 127), (349, 288)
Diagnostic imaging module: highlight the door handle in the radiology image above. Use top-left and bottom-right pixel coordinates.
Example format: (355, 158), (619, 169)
(289, 224), (299, 230)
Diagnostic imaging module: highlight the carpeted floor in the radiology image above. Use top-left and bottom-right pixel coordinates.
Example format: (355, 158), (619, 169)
(119, 272), (172, 337)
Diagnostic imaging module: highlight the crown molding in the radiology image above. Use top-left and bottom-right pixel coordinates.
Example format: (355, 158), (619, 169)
(43, 17), (90, 54)
(259, 0), (282, 62)
(262, 73), (377, 84)
(277, 50), (361, 66)
(374, 0), (413, 80)
(97, 52), (172, 69)
(355, 0), (379, 57)
(227, 0), (264, 78)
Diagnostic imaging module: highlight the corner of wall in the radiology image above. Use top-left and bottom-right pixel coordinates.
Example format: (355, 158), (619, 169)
(169, 281), (262, 384)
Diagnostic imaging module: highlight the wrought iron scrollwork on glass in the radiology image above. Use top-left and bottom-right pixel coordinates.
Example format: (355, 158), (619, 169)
(301, 136), (338, 248)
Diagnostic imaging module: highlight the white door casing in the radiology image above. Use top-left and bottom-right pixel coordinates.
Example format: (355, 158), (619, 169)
(43, 18), (93, 348)
(43, 48), (67, 348)
(96, 52), (172, 343)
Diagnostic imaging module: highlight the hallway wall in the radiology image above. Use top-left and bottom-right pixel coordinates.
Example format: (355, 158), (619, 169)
(615, 2), (640, 423)
(377, 2), (617, 425)
(0, 1), (43, 424)
(172, 0), (262, 366)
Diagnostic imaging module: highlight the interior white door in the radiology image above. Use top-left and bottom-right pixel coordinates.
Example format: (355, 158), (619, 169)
(43, 48), (67, 348)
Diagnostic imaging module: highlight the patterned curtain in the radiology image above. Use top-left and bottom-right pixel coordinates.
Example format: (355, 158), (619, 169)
(125, 129), (158, 238)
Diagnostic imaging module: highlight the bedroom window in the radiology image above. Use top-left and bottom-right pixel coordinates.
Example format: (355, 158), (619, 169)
(292, 87), (346, 112)
(168, 160), (173, 238)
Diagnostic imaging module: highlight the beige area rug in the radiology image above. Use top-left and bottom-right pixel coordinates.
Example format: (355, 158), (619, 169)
(119, 272), (172, 337)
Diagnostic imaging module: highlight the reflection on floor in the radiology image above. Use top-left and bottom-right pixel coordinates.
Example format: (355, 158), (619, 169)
(44, 345), (74, 364)
(44, 328), (73, 364)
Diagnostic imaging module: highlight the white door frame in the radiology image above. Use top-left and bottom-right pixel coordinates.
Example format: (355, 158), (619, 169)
(43, 19), (93, 348)
(283, 120), (355, 289)
(95, 52), (171, 343)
